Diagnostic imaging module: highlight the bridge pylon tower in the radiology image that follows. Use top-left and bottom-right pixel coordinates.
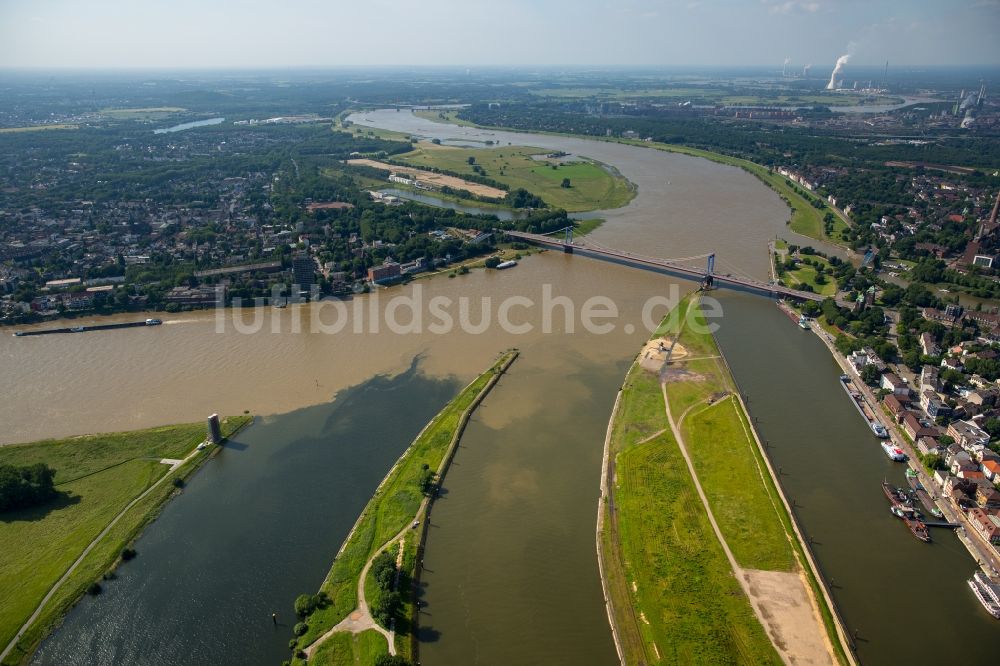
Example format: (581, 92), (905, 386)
(563, 226), (574, 253)
(702, 253), (716, 289)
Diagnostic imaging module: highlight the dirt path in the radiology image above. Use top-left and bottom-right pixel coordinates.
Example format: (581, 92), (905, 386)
(303, 513), (423, 659)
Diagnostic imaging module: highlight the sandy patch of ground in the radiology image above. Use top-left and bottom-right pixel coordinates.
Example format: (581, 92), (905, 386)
(306, 201), (355, 211)
(638, 338), (686, 372)
(742, 568), (835, 665)
(346, 159), (508, 198)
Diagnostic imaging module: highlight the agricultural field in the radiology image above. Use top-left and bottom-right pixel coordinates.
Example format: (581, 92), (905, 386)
(393, 143), (635, 212)
(0, 125), (78, 133)
(98, 107), (186, 119)
(0, 416), (251, 665)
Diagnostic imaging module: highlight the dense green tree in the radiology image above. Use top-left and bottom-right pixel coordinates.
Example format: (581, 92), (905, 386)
(0, 463), (58, 512)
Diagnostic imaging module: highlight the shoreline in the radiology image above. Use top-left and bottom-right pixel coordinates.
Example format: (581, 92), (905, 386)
(1, 415), (254, 665)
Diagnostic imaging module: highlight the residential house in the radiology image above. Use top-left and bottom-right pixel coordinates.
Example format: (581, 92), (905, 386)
(933, 469), (950, 487)
(921, 365), (941, 391)
(948, 420), (991, 450)
(848, 350), (869, 373)
(901, 412), (937, 440)
(983, 459), (1000, 482)
(919, 390), (951, 419)
(941, 357), (965, 373)
(916, 436), (942, 457)
(881, 373), (909, 396)
(919, 332), (940, 357)
(968, 389), (998, 408)
(968, 508), (1000, 545)
(976, 485), (1000, 510)
(884, 394), (910, 420)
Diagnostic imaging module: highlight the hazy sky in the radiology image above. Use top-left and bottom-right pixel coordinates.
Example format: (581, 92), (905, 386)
(1, 0), (998, 69)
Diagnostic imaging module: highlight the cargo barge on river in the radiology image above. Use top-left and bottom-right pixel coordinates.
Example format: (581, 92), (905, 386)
(13, 318), (162, 337)
(839, 375), (889, 438)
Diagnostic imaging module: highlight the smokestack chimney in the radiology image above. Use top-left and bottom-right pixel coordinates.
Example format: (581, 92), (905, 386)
(827, 54), (850, 90)
(990, 189), (1000, 226)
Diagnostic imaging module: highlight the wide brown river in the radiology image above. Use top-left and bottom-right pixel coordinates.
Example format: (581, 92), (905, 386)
(15, 111), (996, 664)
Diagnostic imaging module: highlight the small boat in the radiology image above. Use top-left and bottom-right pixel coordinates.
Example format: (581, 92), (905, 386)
(882, 480), (909, 505)
(871, 421), (889, 438)
(798, 315), (810, 330)
(906, 468), (918, 479)
(70, 326), (85, 333)
(145, 318), (162, 326)
(890, 504), (931, 542)
(882, 441), (907, 461)
(496, 260), (518, 270)
(13, 331), (25, 337)
(931, 507), (944, 519)
(839, 374), (849, 382)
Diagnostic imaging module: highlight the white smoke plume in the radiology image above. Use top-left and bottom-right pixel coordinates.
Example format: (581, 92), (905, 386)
(783, 57), (791, 76)
(803, 63), (812, 77)
(827, 54), (850, 90)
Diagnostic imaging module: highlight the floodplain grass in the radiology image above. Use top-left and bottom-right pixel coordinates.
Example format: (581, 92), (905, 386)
(682, 397), (796, 571)
(310, 629), (388, 666)
(412, 109), (477, 127)
(611, 426), (782, 665)
(393, 143), (635, 212)
(0, 416), (252, 665)
(573, 217), (604, 236)
(293, 351), (518, 662)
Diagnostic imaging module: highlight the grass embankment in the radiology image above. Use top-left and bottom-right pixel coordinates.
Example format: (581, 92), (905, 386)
(0, 416), (252, 665)
(602, 295), (850, 664)
(311, 630), (388, 665)
(393, 143), (635, 212)
(293, 351), (518, 665)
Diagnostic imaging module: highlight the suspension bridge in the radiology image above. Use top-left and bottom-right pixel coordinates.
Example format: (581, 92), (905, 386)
(501, 227), (825, 302)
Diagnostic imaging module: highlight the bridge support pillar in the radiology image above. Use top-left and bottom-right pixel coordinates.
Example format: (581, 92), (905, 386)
(563, 245), (574, 254)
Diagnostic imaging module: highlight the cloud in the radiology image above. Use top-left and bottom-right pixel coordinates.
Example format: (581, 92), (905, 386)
(763, 0), (820, 14)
